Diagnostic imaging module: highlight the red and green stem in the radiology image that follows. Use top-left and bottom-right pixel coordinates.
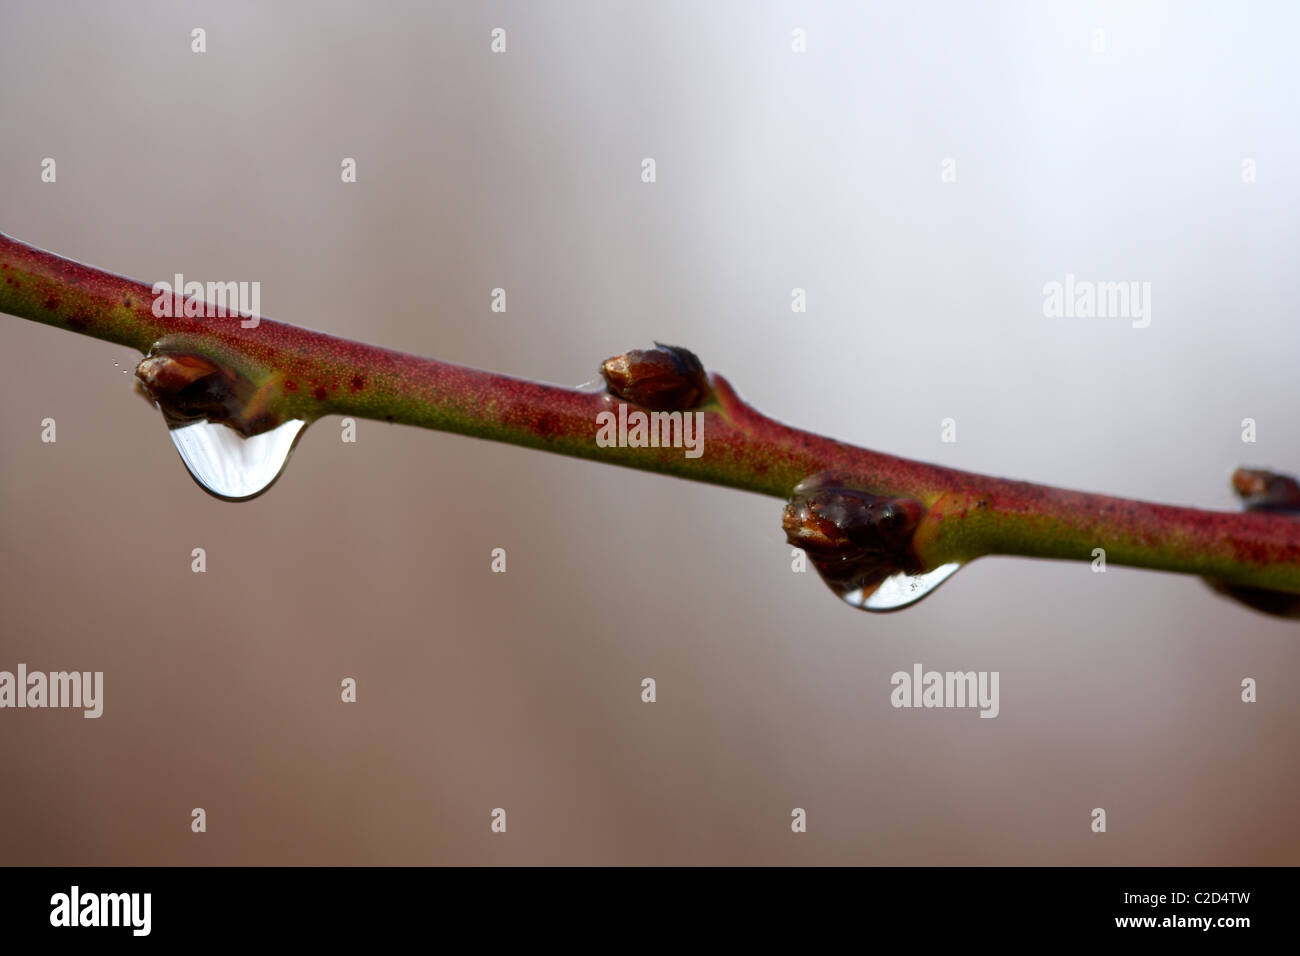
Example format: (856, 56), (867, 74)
(2, 231), (1297, 598)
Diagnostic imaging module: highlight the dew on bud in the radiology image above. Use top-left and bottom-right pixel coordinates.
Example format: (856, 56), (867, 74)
(783, 472), (961, 612)
(135, 348), (307, 501)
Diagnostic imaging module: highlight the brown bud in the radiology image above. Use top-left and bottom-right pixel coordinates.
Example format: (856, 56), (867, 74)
(601, 343), (709, 411)
(1232, 467), (1300, 514)
(135, 350), (261, 434)
(783, 472), (926, 591)
(135, 353), (220, 395)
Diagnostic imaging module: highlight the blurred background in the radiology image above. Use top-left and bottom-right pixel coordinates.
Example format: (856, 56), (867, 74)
(1, 0), (1298, 865)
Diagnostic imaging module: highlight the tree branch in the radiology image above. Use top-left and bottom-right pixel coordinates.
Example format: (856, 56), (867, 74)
(2, 231), (1297, 613)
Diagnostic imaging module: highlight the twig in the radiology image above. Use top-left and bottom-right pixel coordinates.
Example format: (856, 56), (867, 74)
(3, 231), (1297, 611)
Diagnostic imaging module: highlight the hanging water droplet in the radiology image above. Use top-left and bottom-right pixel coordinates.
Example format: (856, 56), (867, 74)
(842, 563), (963, 612)
(131, 348), (306, 501)
(167, 418), (307, 501)
(783, 471), (962, 613)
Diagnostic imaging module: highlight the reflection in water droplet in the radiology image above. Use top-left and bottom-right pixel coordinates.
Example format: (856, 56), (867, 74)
(167, 419), (307, 501)
(839, 563), (963, 612)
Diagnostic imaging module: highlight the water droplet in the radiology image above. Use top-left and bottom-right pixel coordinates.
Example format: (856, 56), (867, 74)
(167, 419), (307, 501)
(839, 563), (963, 612)
(783, 471), (961, 613)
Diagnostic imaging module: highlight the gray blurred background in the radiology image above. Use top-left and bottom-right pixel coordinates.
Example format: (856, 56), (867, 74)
(1, 0), (1297, 864)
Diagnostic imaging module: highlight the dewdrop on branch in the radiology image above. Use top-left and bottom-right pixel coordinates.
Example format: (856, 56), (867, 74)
(783, 472), (961, 612)
(134, 350), (307, 502)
